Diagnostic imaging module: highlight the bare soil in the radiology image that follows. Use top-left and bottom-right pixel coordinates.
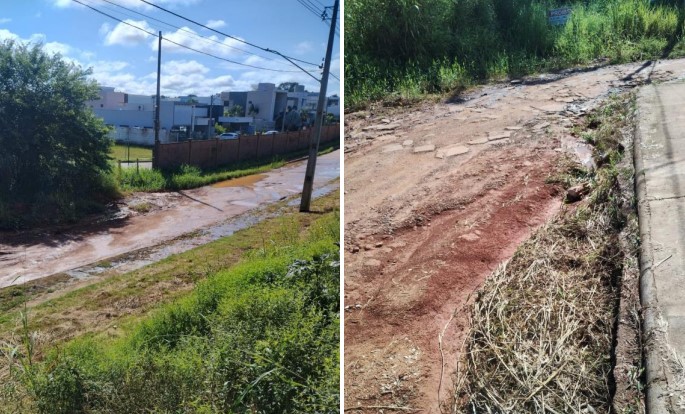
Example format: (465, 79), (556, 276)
(343, 59), (685, 413)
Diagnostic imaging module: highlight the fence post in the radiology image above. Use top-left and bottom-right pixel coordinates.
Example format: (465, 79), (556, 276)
(237, 136), (241, 162)
(271, 134), (275, 159)
(118, 160), (121, 174)
(257, 135), (262, 159)
(136, 158), (139, 174)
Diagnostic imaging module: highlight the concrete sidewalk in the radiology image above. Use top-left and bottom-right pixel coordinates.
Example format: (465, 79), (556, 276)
(636, 81), (685, 413)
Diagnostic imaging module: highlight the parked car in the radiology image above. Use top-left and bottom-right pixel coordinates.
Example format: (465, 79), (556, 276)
(218, 132), (240, 140)
(263, 130), (280, 135)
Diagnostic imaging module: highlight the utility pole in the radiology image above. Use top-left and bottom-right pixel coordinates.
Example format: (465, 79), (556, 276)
(209, 94), (214, 139)
(299, 0), (338, 212)
(153, 31), (162, 168)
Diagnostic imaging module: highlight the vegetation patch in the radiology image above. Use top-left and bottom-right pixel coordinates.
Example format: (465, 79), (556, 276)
(109, 144), (153, 162)
(454, 93), (643, 412)
(345, 0), (685, 109)
(114, 140), (339, 193)
(0, 41), (116, 230)
(0, 193), (340, 414)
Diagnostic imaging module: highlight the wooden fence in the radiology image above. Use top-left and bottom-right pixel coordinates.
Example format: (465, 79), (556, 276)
(153, 125), (339, 170)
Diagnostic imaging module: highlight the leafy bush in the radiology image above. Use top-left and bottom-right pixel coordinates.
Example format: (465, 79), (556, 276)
(0, 41), (114, 229)
(21, 214), (340, 413)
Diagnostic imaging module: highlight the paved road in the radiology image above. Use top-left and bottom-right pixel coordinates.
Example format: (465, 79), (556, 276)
(636, 82), (685, 413)
(0, 151), (340, 288)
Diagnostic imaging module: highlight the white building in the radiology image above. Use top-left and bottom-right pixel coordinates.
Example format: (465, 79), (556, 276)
(87, 87), (213, 144)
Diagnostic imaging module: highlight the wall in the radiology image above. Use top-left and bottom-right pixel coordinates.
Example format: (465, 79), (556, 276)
(154, 124), (339, 170)
(109, 126), (170, 145)
(97, 109), (154, 128)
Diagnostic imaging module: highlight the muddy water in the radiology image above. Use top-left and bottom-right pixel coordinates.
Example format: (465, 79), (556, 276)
(0, 151), (340, 288)
(211, 174), (267, 188)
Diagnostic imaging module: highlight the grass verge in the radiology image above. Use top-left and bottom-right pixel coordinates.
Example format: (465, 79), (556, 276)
(114, 140), (338, 193)
(346, 0), (685, 110)
(0, 191), (340, 414)
(110, 144), (153, 162)
(453, 93), (644, 412)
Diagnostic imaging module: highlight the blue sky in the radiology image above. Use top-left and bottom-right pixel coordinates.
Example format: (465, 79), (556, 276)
(0, 0), (340, 97)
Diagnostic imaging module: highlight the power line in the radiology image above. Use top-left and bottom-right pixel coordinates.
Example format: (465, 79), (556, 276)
(136, 0), (320, 68)
(297, 0), (322, 18)
(72, 0), (316, 74)
(90, 0), (281, 64)
(295, 0), (339, 37)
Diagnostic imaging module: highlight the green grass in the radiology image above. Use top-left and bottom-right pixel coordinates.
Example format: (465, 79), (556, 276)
(0, 193), (340, 414)
(110, 144), (153, 161)
(345, 0), (685, 109)
(115, 160), (286, 192)
(114, 140), (339, 193)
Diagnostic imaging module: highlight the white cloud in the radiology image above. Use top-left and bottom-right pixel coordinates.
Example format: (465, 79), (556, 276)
(104, 19), (154, 46)
(90, 60), (130, 73)
(0, 28), (340, 98)
(43, 41), (72, 56)
(0, 18), (11, 24)
(0, 29), (19, 42)
(99, 22), (111, 37)
(294, 41), (312, 55)
(205, 19), (226, 29)
(51, 0), (202, 9)
(163, 60), (209, 76)
(152, 26), (245, 58)
(0, 29), (43, 44)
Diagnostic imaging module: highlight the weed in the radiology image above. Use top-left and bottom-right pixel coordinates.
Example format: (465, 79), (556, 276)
(129, 202), (153, 214)
(454, 92), (642, 412)
(346, 0), (685, 108)
(0, 192), (340, 413)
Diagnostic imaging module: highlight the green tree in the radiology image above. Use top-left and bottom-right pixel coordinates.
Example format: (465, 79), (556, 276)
(213, 123), (227, 135)
(0, 41), (114, 228)
(224, 104), (244, 117)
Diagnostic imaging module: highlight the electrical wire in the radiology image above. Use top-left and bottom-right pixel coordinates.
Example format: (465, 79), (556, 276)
(136, 0), (320, 68)
(72, 0), (318, 75)
(90, 0), (280, 63)
(295, 0), (339, 37)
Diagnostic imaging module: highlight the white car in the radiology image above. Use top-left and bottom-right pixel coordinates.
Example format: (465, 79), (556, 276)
(218, 132), (240, 140)
(263, 130), (281, 135)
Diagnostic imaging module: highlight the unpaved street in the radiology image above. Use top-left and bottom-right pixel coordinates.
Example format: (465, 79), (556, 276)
(343, 59), (685, 413)
(0, 152), (339, 288)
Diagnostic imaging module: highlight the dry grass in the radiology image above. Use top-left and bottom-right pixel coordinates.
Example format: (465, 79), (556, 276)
(453, 93), (638, 413)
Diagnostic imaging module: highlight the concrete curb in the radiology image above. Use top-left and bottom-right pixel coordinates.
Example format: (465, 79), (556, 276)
(634, 84), (676, 414)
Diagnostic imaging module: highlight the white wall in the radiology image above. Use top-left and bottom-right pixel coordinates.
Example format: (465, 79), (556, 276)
(108, 126), (170, 145)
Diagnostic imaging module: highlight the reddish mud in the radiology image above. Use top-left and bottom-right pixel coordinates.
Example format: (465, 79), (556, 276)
(0, 151), (339, 288)
(343, 59), (685, 413)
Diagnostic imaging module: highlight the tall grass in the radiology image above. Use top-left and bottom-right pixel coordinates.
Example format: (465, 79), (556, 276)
(8, 212), (340, 413)
(115, 161), (285, 193)
(346, 0), (685, 108)
(114, 140), (339, 193)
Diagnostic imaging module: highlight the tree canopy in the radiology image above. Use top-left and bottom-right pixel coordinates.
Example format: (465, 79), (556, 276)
(0, 41), (114, 228)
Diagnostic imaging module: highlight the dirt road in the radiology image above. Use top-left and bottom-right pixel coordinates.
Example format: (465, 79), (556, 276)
(343, 59), (685, 413)
(0, 151), (339, 288)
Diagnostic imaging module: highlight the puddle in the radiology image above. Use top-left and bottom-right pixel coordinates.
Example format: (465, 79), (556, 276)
(1, 151), (340, 288)
(212, 174), (267, 188)
(561, 135), (596, 170)
(51, 182), (339, 283)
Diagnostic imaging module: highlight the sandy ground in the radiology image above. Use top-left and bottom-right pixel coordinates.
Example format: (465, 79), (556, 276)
(0, 151), (340, 288)
(343, 59), (685, 413)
